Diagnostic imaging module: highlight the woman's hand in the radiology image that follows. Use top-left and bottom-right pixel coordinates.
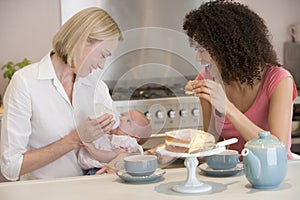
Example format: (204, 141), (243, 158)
(82, 142), (97, 151)
(185, 80), (193, 91)
(95, 152), (134, 175)
(95, 165), (118, 175)
(77, 113), (115, 143)
(190, 79), (228, 115)
(184, 80), (195, 95)
(144, 144), (176, 165)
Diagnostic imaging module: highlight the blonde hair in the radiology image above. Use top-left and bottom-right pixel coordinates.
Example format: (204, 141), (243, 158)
(52, 7), (122, 67)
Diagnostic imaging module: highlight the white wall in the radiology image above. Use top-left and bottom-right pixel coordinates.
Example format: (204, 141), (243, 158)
(239, 0), (300, 64)
(0, 0), (300, 97)
(0, 0), (60, 97)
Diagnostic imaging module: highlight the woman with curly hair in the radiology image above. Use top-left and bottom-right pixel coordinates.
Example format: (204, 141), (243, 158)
(184, 0), (298, 159)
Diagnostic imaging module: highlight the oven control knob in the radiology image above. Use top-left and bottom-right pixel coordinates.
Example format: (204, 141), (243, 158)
(179, 109), (188, 117)
(144, 112), (151, 120)
(168, 110), (176, 118)
(192, 108), (200, 117)
(156, 111), (164, 119)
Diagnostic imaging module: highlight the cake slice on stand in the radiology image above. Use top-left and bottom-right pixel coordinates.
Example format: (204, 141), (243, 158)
(165, 129), (215, 154)
(158, 129), (238, 194)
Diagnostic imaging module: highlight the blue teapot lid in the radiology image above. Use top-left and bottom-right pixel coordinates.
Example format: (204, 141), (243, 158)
(245, 131), (285, 149)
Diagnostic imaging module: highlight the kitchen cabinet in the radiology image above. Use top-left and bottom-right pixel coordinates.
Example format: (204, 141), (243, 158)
(284, 42), (300, 148)
(284, 42), (300, 89)
(285, 41), (300, 152)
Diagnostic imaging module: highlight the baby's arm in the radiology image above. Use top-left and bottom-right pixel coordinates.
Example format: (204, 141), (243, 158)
(144, 144), (177, 167)
(84, 143), (126, 163)
(95, 152), (135, 175)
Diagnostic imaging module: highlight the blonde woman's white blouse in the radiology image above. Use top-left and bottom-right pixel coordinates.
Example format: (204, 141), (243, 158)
(0, 52), (119, 180)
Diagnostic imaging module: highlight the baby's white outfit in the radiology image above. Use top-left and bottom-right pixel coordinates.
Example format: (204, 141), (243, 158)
(78, 134), (141, 169)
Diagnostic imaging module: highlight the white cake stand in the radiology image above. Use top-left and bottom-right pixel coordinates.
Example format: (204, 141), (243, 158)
(157, 138), (238, 194)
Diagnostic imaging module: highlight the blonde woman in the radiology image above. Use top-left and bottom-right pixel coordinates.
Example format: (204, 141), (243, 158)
(1, 7), (122, 181)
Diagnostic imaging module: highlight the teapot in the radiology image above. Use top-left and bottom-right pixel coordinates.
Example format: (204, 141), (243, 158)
(241, 131), (287, 189)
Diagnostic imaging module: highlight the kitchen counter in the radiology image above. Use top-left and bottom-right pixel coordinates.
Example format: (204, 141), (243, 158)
(0, 160), (299, 200)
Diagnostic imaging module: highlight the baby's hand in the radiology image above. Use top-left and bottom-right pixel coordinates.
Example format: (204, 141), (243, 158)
(95, 166), (117, 175)
(113, 147), (127, 154)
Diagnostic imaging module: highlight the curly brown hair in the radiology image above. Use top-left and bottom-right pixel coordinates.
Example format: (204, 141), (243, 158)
(183, 0), (279, 86)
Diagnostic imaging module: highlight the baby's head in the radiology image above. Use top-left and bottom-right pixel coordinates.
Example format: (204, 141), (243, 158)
(114, 110), (152, 145)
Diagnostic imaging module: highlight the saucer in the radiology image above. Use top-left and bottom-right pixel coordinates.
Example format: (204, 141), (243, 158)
(116, 168), (166, 183)
(199, 162), (243, 177)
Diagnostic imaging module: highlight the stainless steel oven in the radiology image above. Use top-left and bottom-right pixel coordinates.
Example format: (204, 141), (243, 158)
(61, 0), (207, 148)
(112, 84), (203, 149)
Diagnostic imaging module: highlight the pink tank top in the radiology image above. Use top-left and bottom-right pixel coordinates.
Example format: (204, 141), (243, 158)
(196, 66), (298, 160)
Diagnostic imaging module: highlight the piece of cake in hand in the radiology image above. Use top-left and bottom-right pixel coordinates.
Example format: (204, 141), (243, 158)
(165, 129), (215, 154)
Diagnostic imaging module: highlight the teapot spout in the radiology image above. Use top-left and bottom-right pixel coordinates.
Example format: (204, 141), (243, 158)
(241, 148), (261, 179)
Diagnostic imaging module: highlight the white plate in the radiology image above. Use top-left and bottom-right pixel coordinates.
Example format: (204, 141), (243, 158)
(156, 145), (226, 158)
(199, 162), (244, 177)
(116, 168), (165, 183)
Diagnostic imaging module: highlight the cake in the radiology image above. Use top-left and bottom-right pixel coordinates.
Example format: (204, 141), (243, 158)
(165, 129), (215, 154)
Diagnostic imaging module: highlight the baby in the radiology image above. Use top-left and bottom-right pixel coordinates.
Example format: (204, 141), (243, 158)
(78, 110), (152, 175)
